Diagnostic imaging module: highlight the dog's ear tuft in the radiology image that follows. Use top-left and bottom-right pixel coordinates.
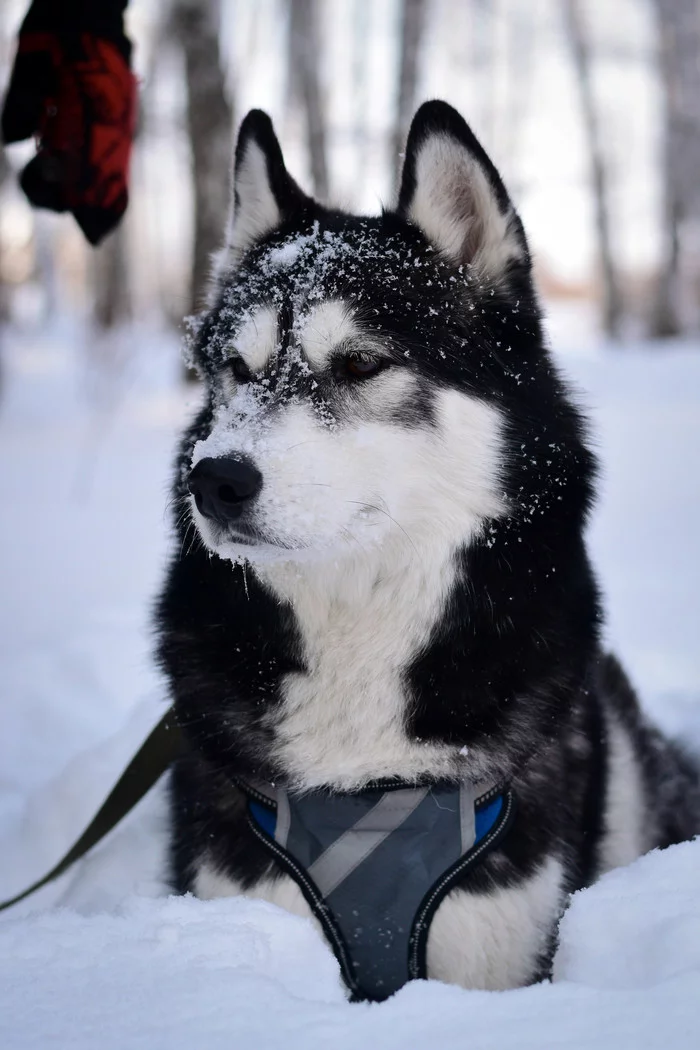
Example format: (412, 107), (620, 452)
(211, 110), (309, 289)
(396, 101), (528, 279)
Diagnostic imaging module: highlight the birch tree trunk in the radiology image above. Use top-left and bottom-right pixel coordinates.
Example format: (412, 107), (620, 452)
(172, 0), (233, 315)
(651, 0), (700, 337)
(92, 220), (131, 330)
(351, 0), (370, 189)
(563, 0), (623, 340)
(0, 147), (9, 398)
(392, 0), (427, 196)
(0, 148), (9, 326)
(288, 0), (329, 200)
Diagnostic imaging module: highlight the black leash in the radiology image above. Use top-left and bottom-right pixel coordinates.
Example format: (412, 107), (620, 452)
(0, 709), (182, 913)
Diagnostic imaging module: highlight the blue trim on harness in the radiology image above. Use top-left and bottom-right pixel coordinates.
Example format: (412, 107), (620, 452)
(250, 792), (504, 846)
(475, 794), (503, 841)
(249, 799), (276, 837)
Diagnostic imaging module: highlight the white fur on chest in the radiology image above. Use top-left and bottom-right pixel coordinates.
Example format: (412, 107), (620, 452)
(258, 537), (463, 790)
(427, 854), (565, 989)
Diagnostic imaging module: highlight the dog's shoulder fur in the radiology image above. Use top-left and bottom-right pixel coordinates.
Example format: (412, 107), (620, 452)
(156, 101), (700, 994)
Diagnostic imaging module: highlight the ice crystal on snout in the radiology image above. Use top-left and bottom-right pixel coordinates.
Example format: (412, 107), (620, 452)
(182, 313), (206, 372)
(267, 241), (303, 268)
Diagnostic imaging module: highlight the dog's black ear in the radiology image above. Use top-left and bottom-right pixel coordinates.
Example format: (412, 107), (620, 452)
(397, 101), (529, 279)
(213, 110), (309, 283)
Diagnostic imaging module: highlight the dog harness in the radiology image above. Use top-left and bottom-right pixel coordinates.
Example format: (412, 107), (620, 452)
(239, 777), (514, 1001)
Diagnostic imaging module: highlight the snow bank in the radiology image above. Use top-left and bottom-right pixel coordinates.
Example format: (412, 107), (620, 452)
(1, 840), (699, 1050)
(555, 837), (700, 990)
(1, 321), (699, 1047)
(1, 720), (698, 1049)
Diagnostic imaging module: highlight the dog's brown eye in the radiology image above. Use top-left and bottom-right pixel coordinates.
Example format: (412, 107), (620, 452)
(230, 356), (252, 383)
(341, 356), (386, 380)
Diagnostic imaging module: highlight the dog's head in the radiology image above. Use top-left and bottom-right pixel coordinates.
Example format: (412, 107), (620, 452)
(185, 101), (587, 566)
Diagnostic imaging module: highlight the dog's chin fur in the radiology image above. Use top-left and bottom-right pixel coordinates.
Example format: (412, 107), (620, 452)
(158, 100), (700, 995)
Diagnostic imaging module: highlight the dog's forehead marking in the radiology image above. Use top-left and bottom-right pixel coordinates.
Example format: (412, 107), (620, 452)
(232, 306), (278, 371)
(230, 300), (358, 375)
(299, 301), (357, 369)
(206, 219), (476, 376)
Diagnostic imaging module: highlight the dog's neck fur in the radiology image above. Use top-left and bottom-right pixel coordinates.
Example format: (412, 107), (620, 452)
(252, 528), (471, 791)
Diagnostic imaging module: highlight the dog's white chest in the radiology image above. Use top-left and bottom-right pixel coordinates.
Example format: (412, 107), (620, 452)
(262, 548), (458, 788)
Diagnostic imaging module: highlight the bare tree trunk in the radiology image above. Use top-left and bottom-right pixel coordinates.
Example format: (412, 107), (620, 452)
(0, 147), (9, 399)
(495, 0), (536, 191)
(651, 0), (700, 338)
(92, 221), (131, 330)
(391, 0), (427, 195)
(351, 0), (370, 183)
(470, 0), (496, 146)
(172, 0), (233, 316)
(0, 148), (10, 326)
(288, 0), (329, 200)
(653, 193), (683, 338)
(563, 0), (623, 340)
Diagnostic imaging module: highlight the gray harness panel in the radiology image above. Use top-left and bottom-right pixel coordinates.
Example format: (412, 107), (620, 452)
(244, 780), (510, 1001)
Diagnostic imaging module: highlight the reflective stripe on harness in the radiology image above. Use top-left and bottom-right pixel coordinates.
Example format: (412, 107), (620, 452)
(238, 778), (515, 1001)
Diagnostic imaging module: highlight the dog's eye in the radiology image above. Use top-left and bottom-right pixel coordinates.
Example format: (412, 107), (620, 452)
(229, 356), (252, 383)
(338, 355), (387, 380)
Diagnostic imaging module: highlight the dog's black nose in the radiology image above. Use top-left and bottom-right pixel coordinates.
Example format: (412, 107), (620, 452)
(188, 457), (263, 521)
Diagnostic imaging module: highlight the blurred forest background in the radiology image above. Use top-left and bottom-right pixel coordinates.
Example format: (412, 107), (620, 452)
(1, 0), (700, 356)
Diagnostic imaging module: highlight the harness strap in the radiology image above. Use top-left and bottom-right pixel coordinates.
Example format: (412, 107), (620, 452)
(241, 775), (502, 809)
(0, 710), (182, 913)
(239, 777), (515, 1000)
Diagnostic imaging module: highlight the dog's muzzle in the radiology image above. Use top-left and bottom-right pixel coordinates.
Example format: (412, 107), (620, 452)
(188, 456), (262, 523)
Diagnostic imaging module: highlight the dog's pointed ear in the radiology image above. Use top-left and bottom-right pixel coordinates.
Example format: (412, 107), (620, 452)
(396, 101), (528, 280)
(212, 110), (309, 287)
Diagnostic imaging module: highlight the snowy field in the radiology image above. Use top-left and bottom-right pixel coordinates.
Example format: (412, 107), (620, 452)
(0, 314), (699, 1048)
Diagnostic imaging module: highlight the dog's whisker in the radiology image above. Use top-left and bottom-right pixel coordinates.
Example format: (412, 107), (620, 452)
(185, 526), (203, 559)
(346, 500), (418, 555)
(165, 493), (190, 524)
(178, 521), (193, 561)
(340, 526), (368, 555)
(174, 506), (192, 530)
(283, 440), (317, 453)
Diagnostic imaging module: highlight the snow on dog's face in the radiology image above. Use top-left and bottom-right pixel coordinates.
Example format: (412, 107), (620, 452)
(186, 103), (543, 565)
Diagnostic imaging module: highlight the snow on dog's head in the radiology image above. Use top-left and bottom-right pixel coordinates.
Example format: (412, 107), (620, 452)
(185, 103), (551, 566)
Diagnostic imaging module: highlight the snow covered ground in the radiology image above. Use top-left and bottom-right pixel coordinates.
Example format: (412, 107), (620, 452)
(0, 313), (698, 1048)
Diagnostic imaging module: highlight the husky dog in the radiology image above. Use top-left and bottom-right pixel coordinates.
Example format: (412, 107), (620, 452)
(157, 101), (700, 1000)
